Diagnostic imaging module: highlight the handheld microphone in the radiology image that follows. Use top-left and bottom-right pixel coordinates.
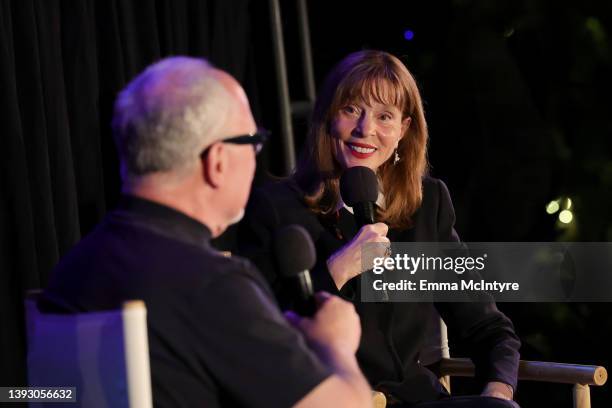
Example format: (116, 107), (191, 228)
(340, 166), (389, 301)
(339, 166), (379, 227)
(274, 225), (317, 317)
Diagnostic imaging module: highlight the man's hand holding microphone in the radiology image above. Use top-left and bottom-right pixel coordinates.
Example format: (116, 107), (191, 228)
(274, 225), (372, 407)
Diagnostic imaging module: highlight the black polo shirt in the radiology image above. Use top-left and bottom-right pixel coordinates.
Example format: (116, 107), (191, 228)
(43, 195), (331, 407)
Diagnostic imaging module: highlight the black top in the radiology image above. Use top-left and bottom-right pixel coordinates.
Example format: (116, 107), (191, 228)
(42, 195), (331, 408)
(236, 177), (521, 404)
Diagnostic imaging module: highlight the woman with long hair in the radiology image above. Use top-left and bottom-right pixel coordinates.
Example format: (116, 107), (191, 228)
(237, 50), (520, 407)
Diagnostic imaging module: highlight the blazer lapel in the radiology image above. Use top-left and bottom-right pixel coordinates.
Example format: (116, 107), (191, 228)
(337, 208), (360, 241)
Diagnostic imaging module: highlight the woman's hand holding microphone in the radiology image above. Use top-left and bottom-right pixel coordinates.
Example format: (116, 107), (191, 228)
(326, 222), (390, 290)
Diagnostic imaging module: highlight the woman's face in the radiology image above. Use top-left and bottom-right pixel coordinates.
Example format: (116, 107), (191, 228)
(331, 99), (411, 172)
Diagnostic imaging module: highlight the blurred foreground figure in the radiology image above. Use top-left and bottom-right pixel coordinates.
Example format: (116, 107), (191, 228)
(42, 57), (371, 408)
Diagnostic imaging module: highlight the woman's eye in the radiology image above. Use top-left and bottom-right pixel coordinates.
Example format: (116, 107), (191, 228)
(379, 113), (393, 121)
(342, 105), (359, 115)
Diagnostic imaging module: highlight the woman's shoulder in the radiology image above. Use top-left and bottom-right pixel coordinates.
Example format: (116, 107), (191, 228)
(246, 178), (325, 234)
(413, 176), (455, 222)
(248, 178), (311, 218)
(421, 176), (452, 203)
(252, 178), (305, 204)
(395, 176), (457, 240)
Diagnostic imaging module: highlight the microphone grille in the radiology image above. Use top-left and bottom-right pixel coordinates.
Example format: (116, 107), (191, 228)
(339, 166), (379, 206)
(274, 225), (316, 277)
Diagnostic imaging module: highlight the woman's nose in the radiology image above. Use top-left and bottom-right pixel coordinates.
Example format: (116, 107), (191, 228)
(353, 113), (375, 137)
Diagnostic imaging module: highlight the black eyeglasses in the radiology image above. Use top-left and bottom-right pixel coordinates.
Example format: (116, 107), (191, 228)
(214, 128), (270, 155)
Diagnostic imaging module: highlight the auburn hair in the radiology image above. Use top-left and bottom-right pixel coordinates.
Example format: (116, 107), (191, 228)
(293, 50), (429, 230)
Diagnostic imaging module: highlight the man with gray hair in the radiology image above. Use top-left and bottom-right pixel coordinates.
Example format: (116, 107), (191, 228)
(42, 57), (372, 407)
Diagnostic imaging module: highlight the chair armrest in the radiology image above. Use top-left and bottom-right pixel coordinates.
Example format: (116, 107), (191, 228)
(438, 358), (608, 386)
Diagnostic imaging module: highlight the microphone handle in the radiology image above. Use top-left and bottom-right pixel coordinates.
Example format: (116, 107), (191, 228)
(352, 201), (389, 301)
(353, 201), (376, 227)
(294, 295), (317, 317)
(291, 272), (317, 317)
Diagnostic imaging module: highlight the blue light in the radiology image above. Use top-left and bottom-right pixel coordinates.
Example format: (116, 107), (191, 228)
(403, 30), (414, 41)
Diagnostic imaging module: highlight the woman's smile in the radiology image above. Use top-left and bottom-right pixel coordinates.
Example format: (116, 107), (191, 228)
(345, 141), (378, 159)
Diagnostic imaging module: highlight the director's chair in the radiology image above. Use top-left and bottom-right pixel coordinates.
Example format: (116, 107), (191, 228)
(372, 320), (608, 408)
(25, 292), (153, 408)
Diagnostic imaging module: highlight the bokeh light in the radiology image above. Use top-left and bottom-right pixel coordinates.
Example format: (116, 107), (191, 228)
(546, 200), (560, 214)
(559, 210), (573, 224)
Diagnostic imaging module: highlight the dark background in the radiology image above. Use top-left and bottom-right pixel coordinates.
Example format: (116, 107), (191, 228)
(1, 0), (611, 406)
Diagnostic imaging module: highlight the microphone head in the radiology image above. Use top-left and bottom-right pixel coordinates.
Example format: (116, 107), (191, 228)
(274, 225), (316, 278)
(339, 166), (379, 206)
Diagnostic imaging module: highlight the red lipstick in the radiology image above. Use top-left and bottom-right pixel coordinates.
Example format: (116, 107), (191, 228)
(345, 141), (377, 159)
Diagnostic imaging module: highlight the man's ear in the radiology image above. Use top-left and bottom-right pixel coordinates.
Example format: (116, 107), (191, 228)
(202, 143), (228, 188)
(400, 116), (412, 138)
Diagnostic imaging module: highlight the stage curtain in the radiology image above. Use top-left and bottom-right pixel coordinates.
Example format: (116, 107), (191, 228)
(0, 0), (255, 386)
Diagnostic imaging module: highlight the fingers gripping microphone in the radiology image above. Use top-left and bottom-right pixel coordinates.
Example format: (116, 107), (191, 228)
(274, 225), (317, 317)
(340, 167), (389, 301)
(339, 166), (379, 227)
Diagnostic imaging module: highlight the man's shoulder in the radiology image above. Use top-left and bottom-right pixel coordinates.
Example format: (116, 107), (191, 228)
(208, 253), (266, 284)
(50, 216), (265, 290)
(55, 216), (212, 266)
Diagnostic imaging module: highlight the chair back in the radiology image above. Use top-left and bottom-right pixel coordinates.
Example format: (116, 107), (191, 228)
(419, 312), (450, 366)
(25, 295), (152, 408)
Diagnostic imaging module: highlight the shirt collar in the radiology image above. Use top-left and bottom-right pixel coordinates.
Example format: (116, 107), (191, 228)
(341, 190), (386, 215)
(113, 195), (212, 248)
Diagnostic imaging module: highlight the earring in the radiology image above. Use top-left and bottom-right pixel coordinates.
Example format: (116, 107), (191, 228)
(393, 149), (400, 165)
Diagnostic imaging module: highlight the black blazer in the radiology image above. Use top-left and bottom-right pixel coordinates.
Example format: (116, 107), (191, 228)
(236, 177), (520, 403)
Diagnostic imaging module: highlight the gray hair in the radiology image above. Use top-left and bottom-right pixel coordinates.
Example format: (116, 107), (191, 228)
(112, 56), (232, 181)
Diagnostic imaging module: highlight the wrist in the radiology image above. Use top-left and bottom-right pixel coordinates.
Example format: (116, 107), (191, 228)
(326, 257), (347, 289)
(324, 345), (361, 372)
